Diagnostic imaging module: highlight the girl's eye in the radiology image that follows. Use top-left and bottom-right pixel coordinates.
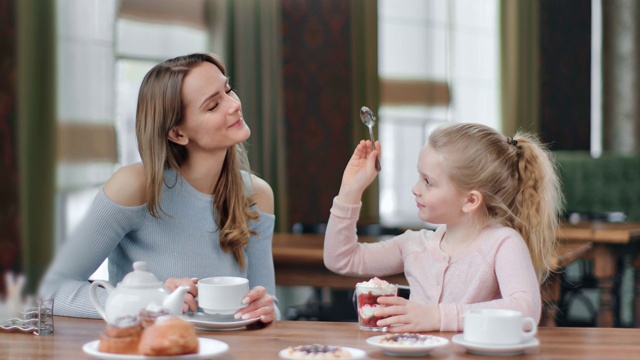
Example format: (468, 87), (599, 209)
(424, 178), (432, 186)
(207, 103), (218, 111)
(226, 86), (237, 95)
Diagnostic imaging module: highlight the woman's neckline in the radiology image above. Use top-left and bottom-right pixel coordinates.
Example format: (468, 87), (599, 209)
(166, 167), (214, 200)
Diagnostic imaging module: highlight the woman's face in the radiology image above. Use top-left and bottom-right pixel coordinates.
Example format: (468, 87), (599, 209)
(412, 144), (467, 225)
(173, 61), (250, 153)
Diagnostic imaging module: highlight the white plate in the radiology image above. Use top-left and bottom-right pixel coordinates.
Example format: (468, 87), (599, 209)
(181, 312), (260, 330)
(278, 346), (365, 360)
(451, 334), (539, 356)
(366, 334), (449, 356)
(82, 337), (228, 359)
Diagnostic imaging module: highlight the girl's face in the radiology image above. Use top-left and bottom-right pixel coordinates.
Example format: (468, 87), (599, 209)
(412, 144), (468, 225)
(173, 61), (250, 152)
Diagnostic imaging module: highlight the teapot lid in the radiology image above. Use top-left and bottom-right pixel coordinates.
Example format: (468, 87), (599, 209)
(120, 261), (163, 287)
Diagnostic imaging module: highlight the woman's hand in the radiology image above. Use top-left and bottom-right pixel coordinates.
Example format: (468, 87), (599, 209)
(164, 277), (199, 313)
(337, 140), (381, 205)
(233, 286), (275, 324)
(375, 296), (440, 332)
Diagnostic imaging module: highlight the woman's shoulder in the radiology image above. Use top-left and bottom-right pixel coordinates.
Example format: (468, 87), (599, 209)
(103, 164), (147, 206)
(249, 174), (274, 214)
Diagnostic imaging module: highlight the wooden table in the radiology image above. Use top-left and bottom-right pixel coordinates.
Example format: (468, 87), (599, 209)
(556, 222), (640, 327)
(273, 233), (408, 289)
(3, 316), (640, 359)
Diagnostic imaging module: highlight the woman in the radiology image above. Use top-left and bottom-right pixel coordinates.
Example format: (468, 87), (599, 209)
(40, 53), (278, 323)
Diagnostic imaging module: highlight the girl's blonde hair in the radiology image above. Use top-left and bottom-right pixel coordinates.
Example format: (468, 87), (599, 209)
(135, 53), (258, 269)
(428, 123), (564, 283)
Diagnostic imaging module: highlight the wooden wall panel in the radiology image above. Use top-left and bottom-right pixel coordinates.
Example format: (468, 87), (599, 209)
(539, 0), (591, 150)
(57, 123), (117, 162)
(281, 0), (354, 228)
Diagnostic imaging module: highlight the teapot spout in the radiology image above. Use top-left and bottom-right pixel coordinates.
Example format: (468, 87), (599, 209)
(163, 285), (190, 316)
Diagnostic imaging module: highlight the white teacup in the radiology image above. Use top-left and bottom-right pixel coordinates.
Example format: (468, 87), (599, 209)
(197, 277), (249, 315)
(463, 309), (537, 345)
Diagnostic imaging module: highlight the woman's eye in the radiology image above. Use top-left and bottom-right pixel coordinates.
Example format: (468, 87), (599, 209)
(226, 86), (237, 95)
(207, 103), (218, 111)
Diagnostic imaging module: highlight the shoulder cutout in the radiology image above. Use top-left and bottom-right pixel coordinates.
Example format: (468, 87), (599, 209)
(103, 164), (147, 206)
(250, 174), (274, 214)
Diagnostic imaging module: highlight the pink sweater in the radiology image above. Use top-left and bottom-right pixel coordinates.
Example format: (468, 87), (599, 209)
(323, 197), (541, 331)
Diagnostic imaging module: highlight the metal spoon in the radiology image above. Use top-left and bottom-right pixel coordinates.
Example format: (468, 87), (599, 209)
(359, 106), (381, 171)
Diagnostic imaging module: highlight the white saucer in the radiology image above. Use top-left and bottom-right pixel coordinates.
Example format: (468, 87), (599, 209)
(451, 334), (539, 356)
(366, 334), (449, 356)
(82, 337), (228, 359)
(181, 312), (260, 331)
(279, 346), (365, 360)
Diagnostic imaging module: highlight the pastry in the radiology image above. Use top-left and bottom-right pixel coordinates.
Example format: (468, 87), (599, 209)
(139, 303), (171, 328)
(377, 332), (443, 345)
(138, 316), (199, 356)
(97, 315), (143, 355)
(284, 344), (351, 359)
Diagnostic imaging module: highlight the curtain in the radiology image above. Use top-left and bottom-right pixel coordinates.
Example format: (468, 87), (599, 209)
(216, 0), (288, 231)
(17, 0), (56, 293)
(214, 0), (378, 229)
(350, 0), (379, 223)
(500, 0), (539, 135)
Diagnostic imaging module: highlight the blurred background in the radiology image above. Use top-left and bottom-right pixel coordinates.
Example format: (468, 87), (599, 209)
(1, 0), (639, 325)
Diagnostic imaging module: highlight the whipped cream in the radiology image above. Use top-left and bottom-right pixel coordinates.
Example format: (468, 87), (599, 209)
(356, 277), (396, 295)
(358, 304), (382, 319)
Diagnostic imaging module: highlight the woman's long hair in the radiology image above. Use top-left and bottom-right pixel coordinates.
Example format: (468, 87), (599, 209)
(135, 53), (258, 269)
(428, 123), (564, 283)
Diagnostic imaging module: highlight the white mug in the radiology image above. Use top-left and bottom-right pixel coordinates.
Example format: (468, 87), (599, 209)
(197, 277), (249, 315)
(463, 309), (537, 345)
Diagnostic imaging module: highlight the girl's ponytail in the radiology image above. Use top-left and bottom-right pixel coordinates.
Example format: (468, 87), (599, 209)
(510, 133), (564, 283)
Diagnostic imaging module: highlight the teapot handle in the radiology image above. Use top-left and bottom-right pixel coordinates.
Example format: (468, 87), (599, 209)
(89, 280), (114, 321)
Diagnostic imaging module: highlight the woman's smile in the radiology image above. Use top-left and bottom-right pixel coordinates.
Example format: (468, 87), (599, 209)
(228, 118), (244, 128)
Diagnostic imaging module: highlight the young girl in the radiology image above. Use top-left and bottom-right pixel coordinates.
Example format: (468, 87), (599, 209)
(324, 122), (563, 332)
(40, 53), (278, 323)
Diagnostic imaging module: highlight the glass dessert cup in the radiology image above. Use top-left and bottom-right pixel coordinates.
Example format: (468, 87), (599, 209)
(355, 283), (398, 331)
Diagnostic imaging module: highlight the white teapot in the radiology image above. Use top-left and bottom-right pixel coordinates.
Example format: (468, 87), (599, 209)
(89, 261), (189, 323)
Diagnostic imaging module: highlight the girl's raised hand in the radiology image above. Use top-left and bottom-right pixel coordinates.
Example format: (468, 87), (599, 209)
(337, 140), (381, 204)
(374, 296), (441, 332)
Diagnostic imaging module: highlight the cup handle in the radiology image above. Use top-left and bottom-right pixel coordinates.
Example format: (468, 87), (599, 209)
(89, 280), (114, 321)
(522, 317), (538, 340)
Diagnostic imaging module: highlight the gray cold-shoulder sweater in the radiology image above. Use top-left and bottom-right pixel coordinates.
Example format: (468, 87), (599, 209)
(39, 168), (277, 318)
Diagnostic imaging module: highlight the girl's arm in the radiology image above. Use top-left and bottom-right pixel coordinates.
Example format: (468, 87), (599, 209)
(324, 140), (405, 275)
(323, 197), (405, 277)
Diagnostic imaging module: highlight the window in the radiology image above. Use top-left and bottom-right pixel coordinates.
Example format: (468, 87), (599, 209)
(55, 0), (209, 280)
(377, 0), (500, 228)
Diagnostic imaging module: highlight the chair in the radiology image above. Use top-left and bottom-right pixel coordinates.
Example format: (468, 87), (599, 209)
(555, 259), (599, 327)
(540, 240), (594, 326)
